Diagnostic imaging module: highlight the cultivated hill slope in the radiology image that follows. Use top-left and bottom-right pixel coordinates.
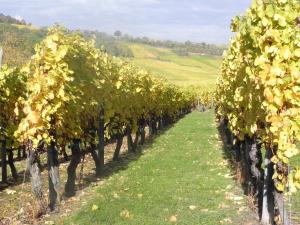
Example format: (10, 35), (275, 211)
(126, 43), (222, 88)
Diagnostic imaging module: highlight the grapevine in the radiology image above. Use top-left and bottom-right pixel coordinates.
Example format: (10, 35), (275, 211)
(216, 0), (300, 223)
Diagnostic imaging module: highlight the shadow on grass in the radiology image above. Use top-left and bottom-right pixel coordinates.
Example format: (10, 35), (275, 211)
(0, 121), (177, 192)
(216, 121), (239, 183)
(75, 122), (176, 193)
(1, 114), (190, 224)
(0, 170), (29, 190)
(216, 119), (263, 225)
(217, 120), (255, 195)
(0, 151), (85, 191)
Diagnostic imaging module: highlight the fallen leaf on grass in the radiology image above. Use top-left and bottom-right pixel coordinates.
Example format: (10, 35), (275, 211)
(220, 218), (232, 224)
(97, 180), (105, 185)
(169, 215), (177, 223)
(113, 192), (120, 198)
(91, 204), (99, 211)
(137, 193), (143, 198)
(225, 192), (243, 201)
(225, 185), (232, 190)
(224, 174), (234, 178)
(62, 208), (70, 212)
(232, 196), (243, 201)
(5, 189), (16, 195)
(201, 209), (209, 212)
(218, 203), (230, 209)
(238, 206), (247, 212)
(189, 205), (197, 210)
(234, 201), (243, 205)
(82, 201), (87, 205)
(120, 209), (133, 219)
(218, 160), (229, 167)
(17, 208), (24, 214)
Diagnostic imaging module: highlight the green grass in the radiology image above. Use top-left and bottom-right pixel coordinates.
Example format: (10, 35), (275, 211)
(126, 43), (221, 88)
(63, 111), (254, 225)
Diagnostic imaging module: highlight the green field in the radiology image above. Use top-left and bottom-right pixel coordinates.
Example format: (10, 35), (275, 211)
(126, 43), (221, 88)
(62, 111), (257, 225)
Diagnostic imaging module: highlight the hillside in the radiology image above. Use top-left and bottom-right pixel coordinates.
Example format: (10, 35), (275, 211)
(0, 20), (222, 88)
(0, 23), (45, 67)
(0, 23), (133, 67)
(126, 43), (221, 88)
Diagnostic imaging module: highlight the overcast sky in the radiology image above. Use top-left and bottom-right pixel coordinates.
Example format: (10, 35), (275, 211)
(1, 0), (252, 44)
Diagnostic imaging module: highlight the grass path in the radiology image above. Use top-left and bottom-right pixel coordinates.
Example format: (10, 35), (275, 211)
(63, 111), (257, 225)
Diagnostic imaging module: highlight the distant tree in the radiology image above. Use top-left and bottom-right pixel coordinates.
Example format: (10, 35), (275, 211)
(83, 30), (133, 57)
(0, 13), (27, 25)
(118, 33), (226, 56)
(114, 30), (122, 37)
(141, 36), (149, 44)
(123, 34), (131, 40)
(185, 40), (192, 46)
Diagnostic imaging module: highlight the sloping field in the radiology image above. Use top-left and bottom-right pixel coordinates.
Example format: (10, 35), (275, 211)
(127, 43), (222, 88)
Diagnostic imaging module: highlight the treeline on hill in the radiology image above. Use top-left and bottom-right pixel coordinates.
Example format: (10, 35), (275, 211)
(119, 33), (226, 56)
(0, 13), (26, 25)
(216, 0), (300, 225)
(0, 12), (225, 67)
(0, 13), (133, 67)
(83, 30), (134, 57)
(0, 25), (212, 222)
(0, 23), (133, 67)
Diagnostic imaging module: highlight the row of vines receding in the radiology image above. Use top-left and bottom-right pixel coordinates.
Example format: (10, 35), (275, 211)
(0, 25), (212, 222)
(216, 0), (300, 224)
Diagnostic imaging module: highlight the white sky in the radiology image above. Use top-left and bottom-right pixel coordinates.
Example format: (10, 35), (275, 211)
(0, 0), (252, 44)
